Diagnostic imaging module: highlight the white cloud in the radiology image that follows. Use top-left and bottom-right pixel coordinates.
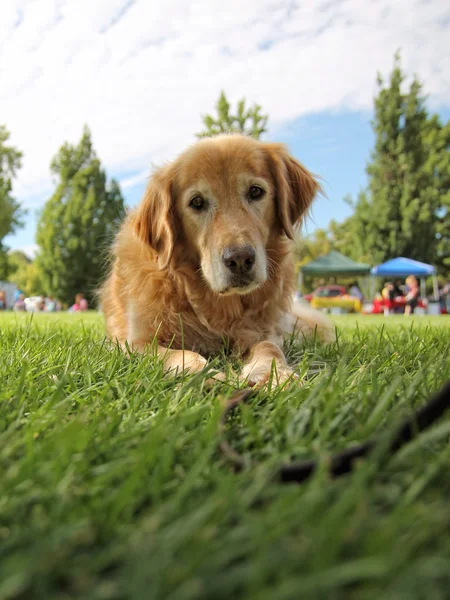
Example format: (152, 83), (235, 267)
(1, 0), (449, 208)
(8, 244), (39, 259)
(119, 169), (149, 190)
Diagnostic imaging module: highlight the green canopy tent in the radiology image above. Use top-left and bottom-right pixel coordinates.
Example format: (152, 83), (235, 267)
(298, 250), (371, 293)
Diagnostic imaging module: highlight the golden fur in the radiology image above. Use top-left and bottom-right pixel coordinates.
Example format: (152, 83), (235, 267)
(100, 134), (334, 386)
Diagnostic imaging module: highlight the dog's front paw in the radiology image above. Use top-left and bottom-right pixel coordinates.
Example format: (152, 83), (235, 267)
(180, 351), (208, 374)
(163, 350), (208, 376)
(204, 369), (228, 387)
(242, 362), (299, 390)
(183, 350), (208, 373)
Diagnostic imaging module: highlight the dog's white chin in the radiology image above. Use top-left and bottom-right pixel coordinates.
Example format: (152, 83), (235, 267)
(201, 258), (267, 296)
(215, 280), (264, 296)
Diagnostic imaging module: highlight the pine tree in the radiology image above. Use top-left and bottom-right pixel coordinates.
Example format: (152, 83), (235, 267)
(331, 54), (450, 275)
(36, 126), (126, 304)
(197, 92), (268, 139)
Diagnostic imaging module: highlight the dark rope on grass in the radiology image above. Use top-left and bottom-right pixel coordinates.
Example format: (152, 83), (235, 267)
(219, 380), (450, 483)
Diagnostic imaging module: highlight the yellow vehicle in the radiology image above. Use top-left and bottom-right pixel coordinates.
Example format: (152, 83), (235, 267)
(306, 286), (362, 313)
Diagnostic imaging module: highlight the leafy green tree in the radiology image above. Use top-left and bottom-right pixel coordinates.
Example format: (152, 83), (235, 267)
(36, 126), (125, 305)
(0, 125), (24, 278)
(293, 229), (333, 292)
(331, 54), (450, 275)
(7, 249), (31, 276)
(6, 249), (31, 290)
(9, 260), (44, 297)
(422, 116), (450, 273)
(294, 229), (332, 268)
(6, 250), (43, 298)
(327, 194), (374, 265)
(197, 91), (268, 139)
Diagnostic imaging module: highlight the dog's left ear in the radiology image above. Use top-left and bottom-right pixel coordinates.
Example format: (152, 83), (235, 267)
(264, 143), (321, 239)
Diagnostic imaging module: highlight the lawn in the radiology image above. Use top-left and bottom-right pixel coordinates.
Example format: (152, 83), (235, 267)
(1, 312), (450, 600)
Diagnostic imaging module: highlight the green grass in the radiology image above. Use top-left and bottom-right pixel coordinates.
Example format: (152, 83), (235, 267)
(1, 312), (450, 600)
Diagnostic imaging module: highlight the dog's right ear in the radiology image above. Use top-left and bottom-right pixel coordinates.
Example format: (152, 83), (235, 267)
(133, 165), (175, 269)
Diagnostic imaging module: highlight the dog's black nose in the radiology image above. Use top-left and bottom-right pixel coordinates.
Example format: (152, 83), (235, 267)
(222, 245), (256, 275)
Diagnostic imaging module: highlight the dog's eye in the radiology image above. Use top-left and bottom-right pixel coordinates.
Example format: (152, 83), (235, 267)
(189, 196), (206, 211)
(248, 186), (265, 201)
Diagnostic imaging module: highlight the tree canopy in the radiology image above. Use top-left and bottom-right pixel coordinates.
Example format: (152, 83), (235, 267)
(331, 54), (450, 275)
(36, 126), (125, 304)
(294, 228), (332, 269)
(0, 125), (24, 279)
(197, 91), (268, 139)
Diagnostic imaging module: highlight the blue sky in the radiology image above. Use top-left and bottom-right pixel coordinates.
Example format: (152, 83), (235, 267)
(2, 0), (450, 256)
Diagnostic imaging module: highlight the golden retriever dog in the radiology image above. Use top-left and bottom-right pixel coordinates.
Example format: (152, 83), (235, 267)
(101, 134), (334, 387)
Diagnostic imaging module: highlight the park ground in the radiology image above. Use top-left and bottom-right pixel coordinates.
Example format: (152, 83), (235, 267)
(1, 312), (450, 599)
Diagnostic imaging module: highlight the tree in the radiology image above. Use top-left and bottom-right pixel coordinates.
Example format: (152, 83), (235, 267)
(7, 249), (31, 276)
(6, 249), (31, 289)
(294, 229), (332, 268)
(197, 91), (268, 139)
(36, 126), (126, 305)
(9, 260), (44, 297)
(331, 54), (450, 275)
(0, 125), (24, 279)
(293, 229), (334, 293)
(327, 195), (374, 265)
(6, 250), (44, 298)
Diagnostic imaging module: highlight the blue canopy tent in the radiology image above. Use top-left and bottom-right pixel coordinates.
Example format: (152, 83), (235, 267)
(371, 257), (439, 300)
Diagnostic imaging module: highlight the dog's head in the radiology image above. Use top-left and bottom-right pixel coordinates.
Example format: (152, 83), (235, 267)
(133, 135), (320, 295)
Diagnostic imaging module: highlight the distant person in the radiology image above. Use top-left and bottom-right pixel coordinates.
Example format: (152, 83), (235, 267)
(69, 293), (86, 312)
(387, 280), (405, 314)
(79, 298), (88, 311)
(404, 275), (420, 315)
(381, 282), (393, 301)
(349, 282), (363, 301)
(385, 281), (395, 302)
(381, 282), (394, 315)
(441, 281), (450, 313)
(393, 280), (404, 297)
(46, 296), (57, 312)
(0, 290), (6, 310)
(37, 295), (46, 311)
(13, 293), (26, 312)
